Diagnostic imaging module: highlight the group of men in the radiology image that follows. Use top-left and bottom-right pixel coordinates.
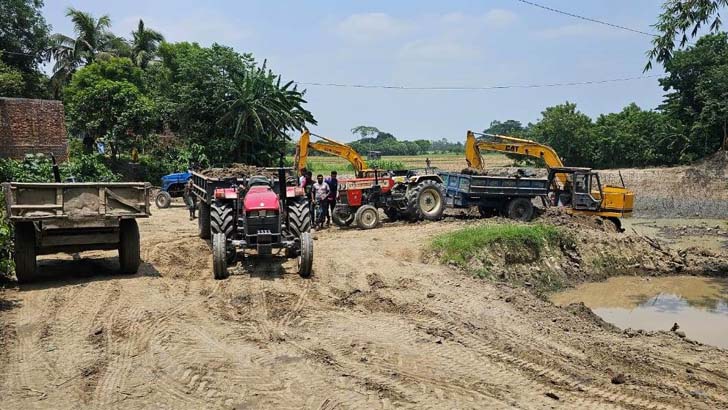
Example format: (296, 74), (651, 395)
(299, 168), (339, 229)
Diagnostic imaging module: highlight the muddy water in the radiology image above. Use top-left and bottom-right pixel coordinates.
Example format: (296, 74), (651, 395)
(623, 218), (728, 251)
(551, 276), (728, 348)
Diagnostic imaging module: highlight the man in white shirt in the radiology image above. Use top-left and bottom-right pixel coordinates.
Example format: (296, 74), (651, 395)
(311, 174), (330, 229)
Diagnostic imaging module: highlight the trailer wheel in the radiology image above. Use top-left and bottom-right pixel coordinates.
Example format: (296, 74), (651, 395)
(119, 219), (141, 274)
(212, 233), (229, 280)
(332, 208), (354, 227)
(406, 180), (446, 221)
(355, 205), (379, 230)
(506, 198), (535, 221)
(287, 198), (312, 236)
(14, 222), (37, 283)
(210, 201), (234, 236)
(155, 191), (172, 209)
(298, 232), (313, 278)
(198, 203), (211, 239)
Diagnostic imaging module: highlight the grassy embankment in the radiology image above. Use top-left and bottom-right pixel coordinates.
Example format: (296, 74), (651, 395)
(431, 224), (575, 293)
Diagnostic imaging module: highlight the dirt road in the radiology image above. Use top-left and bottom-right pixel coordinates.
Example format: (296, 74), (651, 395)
(1, 207), (727, 409)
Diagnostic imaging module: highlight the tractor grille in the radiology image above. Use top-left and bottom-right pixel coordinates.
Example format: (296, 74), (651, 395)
(246, 214), (280, 235)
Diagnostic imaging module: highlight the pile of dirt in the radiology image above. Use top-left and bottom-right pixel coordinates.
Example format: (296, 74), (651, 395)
(200, 164), (277, 179)
(461, 167), (547, 178)
(539, 207), (620, 232)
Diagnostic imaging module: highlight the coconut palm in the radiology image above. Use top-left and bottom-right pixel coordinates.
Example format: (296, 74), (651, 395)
(219, 61), (316, 164)
(130, 19), (164, 69)
(48, 8), (119, 93)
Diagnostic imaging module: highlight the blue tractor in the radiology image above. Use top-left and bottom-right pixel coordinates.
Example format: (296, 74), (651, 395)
(155, 171), (192, 208)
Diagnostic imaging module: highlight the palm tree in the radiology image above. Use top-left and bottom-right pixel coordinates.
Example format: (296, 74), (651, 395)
(48, 8), (119, 93)
(130, 20), (164, 69)
(219, 61), (317, 164)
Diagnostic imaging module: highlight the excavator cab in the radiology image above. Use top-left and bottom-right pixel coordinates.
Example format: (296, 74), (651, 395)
(571, 171), (603, 212)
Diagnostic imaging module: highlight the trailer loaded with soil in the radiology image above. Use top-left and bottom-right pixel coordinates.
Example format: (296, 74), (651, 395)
(2, 181), (152, 282)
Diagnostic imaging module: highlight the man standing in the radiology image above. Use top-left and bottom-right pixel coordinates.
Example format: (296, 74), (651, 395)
(325, 171), (339, 226)
(183, 179), (196, 220)
(312, 174), (330, 229)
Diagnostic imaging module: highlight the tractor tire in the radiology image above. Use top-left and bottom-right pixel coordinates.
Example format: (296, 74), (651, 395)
(210, 201), (234, 236)
(212, 233), (229, 280)
(406, 180), (446, 221)
(355, 205), (380, 230)
(298, 232), (313, 278)
(505, 198), (535, 222)
(332, 208), (354, 227)
(119, 219), (141, 274)
(155, 191), (172, 209)
(14, 222), (37, 283)
(287, 198), (312, 236)
(384, 207), (401, 222)
(198, 203), (211, 239)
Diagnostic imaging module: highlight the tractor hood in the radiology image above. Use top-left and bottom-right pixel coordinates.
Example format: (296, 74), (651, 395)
(244, 186), (280, 212)
(161, 171), (191, 182)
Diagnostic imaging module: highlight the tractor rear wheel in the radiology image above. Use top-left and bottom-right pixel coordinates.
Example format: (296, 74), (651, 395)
(505, 198), (535, 221)
(355, 205), (379, 230)
(406, 180), (446, 221)
(287, 198), (312, 236)
(155, 191), (172, 209)
(14, 222), (37, 283)
(212, 233), (229, 280)
(298, 232), (313, 278)
(198, 203), (211, 239)
(332, 208), (354, 227)
(210, 201), (234, 236)
(119, 219), (141, 274)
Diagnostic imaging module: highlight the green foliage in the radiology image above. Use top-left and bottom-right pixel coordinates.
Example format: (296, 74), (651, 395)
(647, 0), (728, 70)
(0, 190), (12, 277)
(64, 57), (156, 157)
(0, 57), (24, 96)
(431, 224), (572, 266)
(349, 125), (449, 155)
(130, 19), (164, 69)
(0, 0), (51, 98)
(365, 160), (406, 171)
(0, 153), (119, 183)
(528, 102), (595, 167)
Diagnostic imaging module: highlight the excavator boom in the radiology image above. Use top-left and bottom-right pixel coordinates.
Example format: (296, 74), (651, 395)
(295, 130), (369, 176)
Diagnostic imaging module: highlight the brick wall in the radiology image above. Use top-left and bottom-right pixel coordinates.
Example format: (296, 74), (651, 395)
(0, 97), (68, 161)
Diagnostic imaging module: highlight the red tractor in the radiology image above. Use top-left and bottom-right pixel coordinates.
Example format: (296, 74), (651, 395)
(193, 167), (313, 279)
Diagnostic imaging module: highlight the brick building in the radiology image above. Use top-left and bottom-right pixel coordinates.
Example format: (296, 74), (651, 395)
(0, 97), (68, 161)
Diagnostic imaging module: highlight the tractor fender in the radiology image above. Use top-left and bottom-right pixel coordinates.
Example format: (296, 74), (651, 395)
(407, 175), (444, 185)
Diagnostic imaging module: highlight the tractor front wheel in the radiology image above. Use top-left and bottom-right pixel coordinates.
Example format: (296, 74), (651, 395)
(155, 191), (172, 209)
(287, 198), (312, 236)
(212, 233), (229, 280)
(355, 205), (380, 230)
(298, 232), (313, 278)
(210, 201), (234, 236)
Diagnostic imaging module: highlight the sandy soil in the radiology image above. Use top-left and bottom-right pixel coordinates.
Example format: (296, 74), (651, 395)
(1, 206), (728, 409)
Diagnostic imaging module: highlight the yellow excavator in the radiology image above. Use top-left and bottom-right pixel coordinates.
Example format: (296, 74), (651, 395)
(465, 130), (634, 226)
(294, 130), (372, 177)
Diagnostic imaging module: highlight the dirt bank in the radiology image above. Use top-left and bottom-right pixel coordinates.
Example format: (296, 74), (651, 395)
(599, 151), (728, 218)
(1, 208), (728, 409)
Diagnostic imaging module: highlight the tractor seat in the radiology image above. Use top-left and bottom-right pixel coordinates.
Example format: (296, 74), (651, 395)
(247, 175), (272, 189)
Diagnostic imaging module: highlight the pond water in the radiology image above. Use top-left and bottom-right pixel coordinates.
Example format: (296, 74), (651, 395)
(551, 276), (728, 349)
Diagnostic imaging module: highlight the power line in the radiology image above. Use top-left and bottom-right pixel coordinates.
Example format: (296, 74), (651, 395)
(511, 0), (656, 37)
(296, 75), (660, 91)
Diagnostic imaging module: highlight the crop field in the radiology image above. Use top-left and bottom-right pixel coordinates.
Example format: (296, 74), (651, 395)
(295, 152), (512, 174)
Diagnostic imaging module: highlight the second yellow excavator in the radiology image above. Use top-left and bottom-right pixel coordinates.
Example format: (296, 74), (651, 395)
(464, 130), (634, 224)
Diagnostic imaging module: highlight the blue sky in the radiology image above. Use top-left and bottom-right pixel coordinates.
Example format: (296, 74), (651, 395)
(43, 0), (667, 142)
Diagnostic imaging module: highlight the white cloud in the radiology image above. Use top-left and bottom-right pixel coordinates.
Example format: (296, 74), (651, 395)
(336, 13), (412, 43)
(399, 38), (479, 61)
(483, 9), (518, 29)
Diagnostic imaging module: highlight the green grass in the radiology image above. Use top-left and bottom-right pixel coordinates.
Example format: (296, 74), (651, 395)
(431, 224), (572, 266)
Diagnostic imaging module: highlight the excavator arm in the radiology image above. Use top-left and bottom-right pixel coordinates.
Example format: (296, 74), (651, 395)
(465, 130), (567, 185)
(294, 130), (369, 176)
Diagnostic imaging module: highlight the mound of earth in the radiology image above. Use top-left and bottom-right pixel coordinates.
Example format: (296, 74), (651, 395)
(461, 167), (547, 178)
(201, 164), (278, 179)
